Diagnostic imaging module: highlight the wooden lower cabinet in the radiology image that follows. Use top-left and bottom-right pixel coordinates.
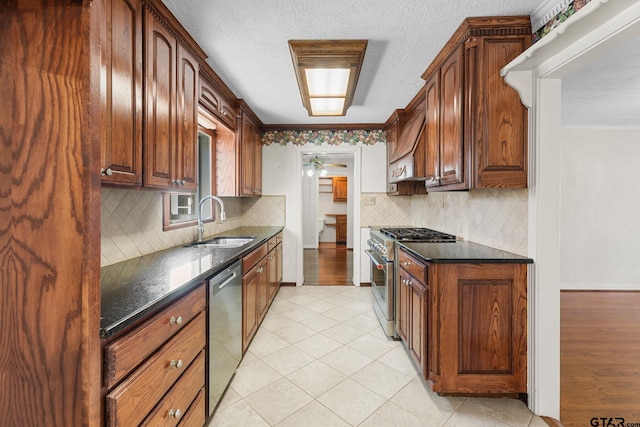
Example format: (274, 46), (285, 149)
(103, 284), (207, 426)
(397, 248), (527, 394)
(242, 232), (283, 353)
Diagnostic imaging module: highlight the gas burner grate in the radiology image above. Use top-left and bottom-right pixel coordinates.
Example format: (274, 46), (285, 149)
(379, 227), (456, 242)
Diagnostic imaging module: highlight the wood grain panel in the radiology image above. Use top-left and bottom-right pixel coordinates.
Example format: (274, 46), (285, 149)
(561, 291), (640, 427)
(215, 128), (238, 196)
(176, 45), (198, 191)
(439, 45), (465, 187)
(0, 2), (101, 426)
(474, 37), (528, 188)
(459, 280), (512, 373)
(424, 72), (440, 186)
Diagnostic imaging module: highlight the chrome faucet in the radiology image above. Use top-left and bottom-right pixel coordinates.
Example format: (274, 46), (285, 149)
(198, 195), (227, 243)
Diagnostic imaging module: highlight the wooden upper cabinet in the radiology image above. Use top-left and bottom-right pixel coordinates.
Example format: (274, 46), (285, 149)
(199, 71), (238, 131)
(143, 4), (199, 192)
(100, 0), (143, 186)
(239, 109), (262, 197)
(332, 176), (347, 202)
(421, 16), (531, 190)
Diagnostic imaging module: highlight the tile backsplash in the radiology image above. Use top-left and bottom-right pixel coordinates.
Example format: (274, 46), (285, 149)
(362, 189), (528, 256)
(101, 188), (285, 266)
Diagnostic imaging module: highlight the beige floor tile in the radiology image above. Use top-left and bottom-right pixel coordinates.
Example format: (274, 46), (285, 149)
(261, 344), (316, 376)
(294, 333), (343, 358)
(305, 299), (339, 313)
(350, 360), (415, 399)
(317, 378), (387, 426)
(346, 333), (400, 359)
(462, 397), (533, 427)
(260, 311), (294, 331)
(267, 298), (298, 314)
(366, 322), (392, 340)
(279, 305), (318, 321)
(244, 378), (313, 425)
(359, 401), (429, 427)
(391, 377), (464, 426)
(238, 350), (259, 368)
(528, 416), (549, 427)
(286, 359), (346, 398)
(320, 345), (375, 376)
(443, 404), (514, 427)
(214, 387), (241, 412)
(348, 312), (382, 333)
(340, 299), (374, 314)
(230, 359), (282, 397)
(323, 305), (363, 322)
(247, 331), (291, 358)
(275, 401), (350, 427)
(377, 346), (420, 377)
(271, 322), (318, 344)
(299, 313), (342, 332)
(321, 323), (368, 344)
(286, 293), (319, 306)
(208, 399), (269, 427)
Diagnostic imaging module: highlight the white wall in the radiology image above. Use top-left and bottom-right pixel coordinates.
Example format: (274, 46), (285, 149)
(560, 127), (640, 287)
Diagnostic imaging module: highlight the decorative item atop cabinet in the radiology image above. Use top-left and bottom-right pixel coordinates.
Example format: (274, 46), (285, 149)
(421, 16), (531, 190)
(384, 105), (428, 196)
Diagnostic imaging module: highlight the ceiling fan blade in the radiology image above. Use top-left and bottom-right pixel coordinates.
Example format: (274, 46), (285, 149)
(324, 163), (347, 168)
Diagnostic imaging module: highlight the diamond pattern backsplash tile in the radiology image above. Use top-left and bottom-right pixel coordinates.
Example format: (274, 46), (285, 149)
(101, 189), (285, 266)
(410, 189), (528, 255)
(361, 193), (412, 227)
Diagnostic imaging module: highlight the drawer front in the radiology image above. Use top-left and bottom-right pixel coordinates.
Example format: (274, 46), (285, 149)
(276, 231), (283, 245)
(243, 242), (267, 275)
(104, 284), (206, 388)
(141, 350), (205, 426)
(177, 388), (205, 427)
(397, 249), (427, 286)
(106, 311), (206, 427)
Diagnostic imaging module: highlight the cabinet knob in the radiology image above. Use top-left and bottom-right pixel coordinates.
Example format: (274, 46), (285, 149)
(100, 167), (113, 177)
(170, 359), (184, 369)
(168, 408), (182, 419)
(170, 315), (183, 326)
(220, 107), (227, 116)
(180, 179), (186, 185)
(403, 261), (411, 266)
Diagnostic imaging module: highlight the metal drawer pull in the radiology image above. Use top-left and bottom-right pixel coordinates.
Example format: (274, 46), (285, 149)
(168, 408), (182, 419)
(170, 359), (183, 369)
(170, 316), (183, 326)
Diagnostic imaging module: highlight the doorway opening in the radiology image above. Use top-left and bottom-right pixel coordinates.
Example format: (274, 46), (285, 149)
(299, 151), (360, 286)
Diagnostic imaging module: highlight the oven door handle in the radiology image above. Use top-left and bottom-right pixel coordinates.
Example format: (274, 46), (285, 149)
(365, 250), (386, 270)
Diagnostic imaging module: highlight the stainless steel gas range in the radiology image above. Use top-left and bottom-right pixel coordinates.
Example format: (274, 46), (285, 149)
(366, 227), (456, 338)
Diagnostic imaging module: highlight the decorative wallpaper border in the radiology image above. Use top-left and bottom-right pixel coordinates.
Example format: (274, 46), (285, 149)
(262, 130), (386, 146)
(533, 0), (592, 43)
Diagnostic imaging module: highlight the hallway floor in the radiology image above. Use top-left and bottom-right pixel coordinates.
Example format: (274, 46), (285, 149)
(208, 286), (546, 427)
(303, 243), (353, 285)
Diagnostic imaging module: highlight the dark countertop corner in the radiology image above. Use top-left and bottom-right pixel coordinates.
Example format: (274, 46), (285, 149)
(100, 226), (283, 339)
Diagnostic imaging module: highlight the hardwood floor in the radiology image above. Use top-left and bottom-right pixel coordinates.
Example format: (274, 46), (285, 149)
(303, 242), (353, 286)
(560, 291), (640, 427)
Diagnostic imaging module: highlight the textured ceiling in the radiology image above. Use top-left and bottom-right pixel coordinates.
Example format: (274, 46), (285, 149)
(162, 0), (542, 125)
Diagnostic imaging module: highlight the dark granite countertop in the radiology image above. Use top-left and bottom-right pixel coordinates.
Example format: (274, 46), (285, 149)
(100, 226), (283, 339)
(397, 240), (533, 264)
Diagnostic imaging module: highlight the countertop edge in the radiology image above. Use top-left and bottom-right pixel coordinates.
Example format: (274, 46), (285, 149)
(397, 241), (534, 264)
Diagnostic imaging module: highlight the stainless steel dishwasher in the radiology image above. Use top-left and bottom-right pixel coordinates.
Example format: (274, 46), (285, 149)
(207, 260), (242, 416)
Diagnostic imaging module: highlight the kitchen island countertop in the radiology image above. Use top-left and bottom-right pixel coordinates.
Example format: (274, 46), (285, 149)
(398, 240), (533, 264)
(100, 226), (283, 339)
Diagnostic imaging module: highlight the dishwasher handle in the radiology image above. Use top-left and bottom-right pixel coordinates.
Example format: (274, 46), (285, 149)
(216, 272), (237, 290)
(209, 261), (242, 296)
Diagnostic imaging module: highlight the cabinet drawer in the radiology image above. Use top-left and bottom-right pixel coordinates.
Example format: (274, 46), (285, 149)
(397, 249), (427, 286)
(243, 242), (267, 274)
(105, 311), (206, 427)
(178, 388), (205, 427)
(267, 236), (277, 252)
(104, 285), (206, 388)
(276, 231), (283, 245)
(141, 350), (205, 426)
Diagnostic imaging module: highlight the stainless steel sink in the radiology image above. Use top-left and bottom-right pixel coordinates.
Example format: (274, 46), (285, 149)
(186, 236), (255, 248)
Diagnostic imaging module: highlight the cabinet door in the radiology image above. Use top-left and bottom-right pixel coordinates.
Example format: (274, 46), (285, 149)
(240, 113), (256, 196)
(256, 259), (268, 322)
(253, 128), (262, 195)
(409, 280), (427, 375)
(242, 268), (258, 353)
(175, 44), (199, 191)
(267, 248), (278, 304)
(101, 0), (143, 186)
(144, 13), (176, 189)
(332, 177), (347, 202)
(397, 269), (411, 344)
(424, 71), (440, 189)
(439, 45), (465, 188)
